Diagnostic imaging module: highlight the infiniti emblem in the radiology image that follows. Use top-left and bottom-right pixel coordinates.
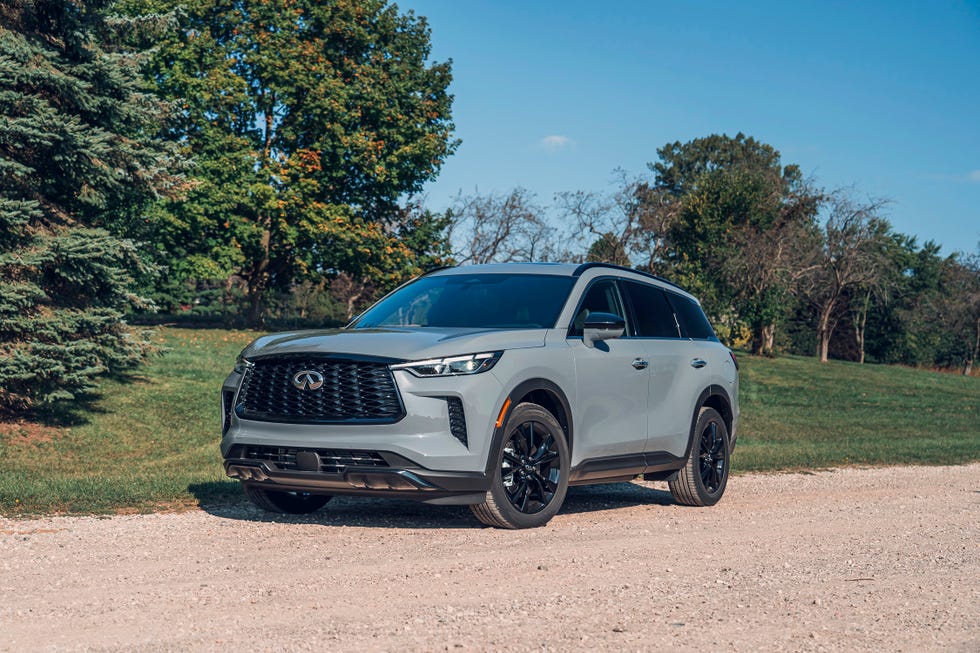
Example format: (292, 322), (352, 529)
(292, 370), (324, 390)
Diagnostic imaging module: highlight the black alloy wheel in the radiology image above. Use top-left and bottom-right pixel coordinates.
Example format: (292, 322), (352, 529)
(470, 402), (569, 529)
(668, 406), (730, 507)
(698, 420), (727, 494)
(500, 419), (562, 514)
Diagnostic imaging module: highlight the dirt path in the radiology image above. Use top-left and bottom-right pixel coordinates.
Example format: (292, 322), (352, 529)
(1, 464), (978, 652)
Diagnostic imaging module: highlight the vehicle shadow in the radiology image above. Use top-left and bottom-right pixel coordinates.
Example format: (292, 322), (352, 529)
(189, 480), (676, 529)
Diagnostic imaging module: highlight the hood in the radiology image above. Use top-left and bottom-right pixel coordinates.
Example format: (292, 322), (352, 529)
(240, 327), (547, 362)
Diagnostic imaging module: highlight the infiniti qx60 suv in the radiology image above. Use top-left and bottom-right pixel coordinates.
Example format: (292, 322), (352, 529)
(221, 263), (739, 528)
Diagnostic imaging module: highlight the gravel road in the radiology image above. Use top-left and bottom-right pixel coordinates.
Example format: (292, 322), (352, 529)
(1, 464), (978, 652)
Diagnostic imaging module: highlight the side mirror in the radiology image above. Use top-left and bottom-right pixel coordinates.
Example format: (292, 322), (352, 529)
(583, 312), (626, 348)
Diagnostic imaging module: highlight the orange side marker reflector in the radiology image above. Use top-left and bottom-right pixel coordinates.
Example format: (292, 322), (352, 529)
(495, 397), (512, 429)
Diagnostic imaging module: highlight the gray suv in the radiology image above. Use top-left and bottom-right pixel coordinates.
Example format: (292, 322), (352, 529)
(221, 262), (739, 528)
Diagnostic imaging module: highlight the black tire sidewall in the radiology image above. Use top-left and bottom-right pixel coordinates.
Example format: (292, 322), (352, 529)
(690, 407), (730, 506)
(487, 403), (570, 529)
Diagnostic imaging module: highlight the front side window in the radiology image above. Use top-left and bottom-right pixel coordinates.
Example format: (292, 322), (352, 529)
(350, 274), (576, 329)
(568, 279), (628, 337)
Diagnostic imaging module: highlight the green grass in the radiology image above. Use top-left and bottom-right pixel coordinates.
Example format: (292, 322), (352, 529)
(735, 353), (979, 471)
(0, 328), (257, 515)
(0, 329), (977, 515)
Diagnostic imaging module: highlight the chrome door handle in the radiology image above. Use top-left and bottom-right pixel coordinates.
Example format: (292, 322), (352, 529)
(632, 358), (649, 370)
(690, 358), (707, 369)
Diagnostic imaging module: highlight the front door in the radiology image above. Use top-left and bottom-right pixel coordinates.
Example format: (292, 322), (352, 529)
(567, 279), (649, 464)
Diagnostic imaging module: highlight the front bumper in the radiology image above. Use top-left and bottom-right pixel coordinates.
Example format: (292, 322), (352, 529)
(223, 447), (490, 505)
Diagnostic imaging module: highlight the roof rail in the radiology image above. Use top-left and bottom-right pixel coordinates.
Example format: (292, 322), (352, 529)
(420, 264), (457, 276)
(571, 262), (683, 291)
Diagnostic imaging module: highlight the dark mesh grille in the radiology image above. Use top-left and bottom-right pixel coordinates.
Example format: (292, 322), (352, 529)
(238, 356), (403, 423)
(446, 397), (467, 447)
(244, 446), (389, 474)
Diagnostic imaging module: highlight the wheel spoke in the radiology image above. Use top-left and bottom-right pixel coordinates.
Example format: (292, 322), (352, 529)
(503, 451), (522, 467)
(518, 481), (531, 511)
(536, 472), (558, 494)
(535, 475), (554, 505)
(514, 426), (531, 456)
(536, 450), (559, 466)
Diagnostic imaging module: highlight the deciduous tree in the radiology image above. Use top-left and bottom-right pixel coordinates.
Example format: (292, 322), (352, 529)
(643, 134), (820, 354)
(799, 192), (892, 363)
(122, 0), (458, 324)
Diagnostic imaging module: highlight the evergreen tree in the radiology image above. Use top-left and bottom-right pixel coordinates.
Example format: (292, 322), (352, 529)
(0, 0), (182, 415)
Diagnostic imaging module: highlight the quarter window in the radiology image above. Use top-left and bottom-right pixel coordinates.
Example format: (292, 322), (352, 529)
(668, 293), (717, 340)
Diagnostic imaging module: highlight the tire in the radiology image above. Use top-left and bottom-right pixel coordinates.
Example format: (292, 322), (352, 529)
(243, 483), (332, 514)
(470, 402), (570, 529)
(669, 406), (730, 507)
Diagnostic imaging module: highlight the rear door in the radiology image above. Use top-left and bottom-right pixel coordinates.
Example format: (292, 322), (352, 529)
(620, 281), (701, 457)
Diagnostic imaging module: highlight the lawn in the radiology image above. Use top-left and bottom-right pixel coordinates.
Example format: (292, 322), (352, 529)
(1, 328), (977, 515)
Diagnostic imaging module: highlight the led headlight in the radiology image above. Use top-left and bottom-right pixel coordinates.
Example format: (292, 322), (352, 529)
(390, 351), (503, 377)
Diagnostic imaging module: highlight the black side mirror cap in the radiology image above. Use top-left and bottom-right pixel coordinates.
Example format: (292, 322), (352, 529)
(583, 312), (626, 348)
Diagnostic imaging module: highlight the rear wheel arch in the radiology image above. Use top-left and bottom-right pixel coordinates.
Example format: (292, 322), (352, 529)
(684, 384), (734, 459)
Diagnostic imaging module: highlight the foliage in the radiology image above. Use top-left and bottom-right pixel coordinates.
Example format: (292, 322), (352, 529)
(0, 0), (183, 415)
(119, 0), (459, 324)
(643, 133), (821, 354)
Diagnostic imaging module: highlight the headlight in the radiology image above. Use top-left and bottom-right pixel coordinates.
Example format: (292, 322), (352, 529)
(390, 352), (502, 377)
(233, 353), (253, 375)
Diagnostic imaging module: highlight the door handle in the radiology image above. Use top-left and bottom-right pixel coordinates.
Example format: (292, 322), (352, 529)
(690, 358), (707, 369)
(632, 358), (649, 370)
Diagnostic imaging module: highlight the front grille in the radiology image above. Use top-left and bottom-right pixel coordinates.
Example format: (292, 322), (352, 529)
(237, 355), (403, 423)
(243, 446), (389, 474)
(446, 397), (467, 447)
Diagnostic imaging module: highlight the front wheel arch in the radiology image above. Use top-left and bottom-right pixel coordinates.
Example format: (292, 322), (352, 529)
(483, 378), (573, 477)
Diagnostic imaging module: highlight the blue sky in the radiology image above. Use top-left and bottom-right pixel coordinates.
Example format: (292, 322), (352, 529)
(400, 0), (980, 255)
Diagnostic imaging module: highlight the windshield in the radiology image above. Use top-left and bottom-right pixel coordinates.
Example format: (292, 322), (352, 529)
(350, 273), (575, 329)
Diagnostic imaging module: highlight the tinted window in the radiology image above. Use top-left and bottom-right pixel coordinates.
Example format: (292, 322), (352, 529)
(568, 279), (627, 337)
(623, 281), (679, 338)
(668, 293), (717, 340)
(351, 274), (575, 329)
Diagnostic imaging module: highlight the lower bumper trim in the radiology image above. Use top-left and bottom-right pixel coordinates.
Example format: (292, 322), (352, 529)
(223, 458), (490, 503)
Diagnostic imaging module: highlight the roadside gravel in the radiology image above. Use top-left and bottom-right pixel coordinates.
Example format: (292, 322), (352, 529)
(1, 463), (977, 652)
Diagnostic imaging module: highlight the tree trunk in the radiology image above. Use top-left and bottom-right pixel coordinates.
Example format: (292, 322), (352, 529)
(967, 317), (980, 376)
(750, 324), (765, 356)
(346, 291), (362, 321)
(245, 227), (272, 327)
(816, 304), (834, 363)
(752, 323), (776, 356)
(853, 289), (871, 364)
(763, 323), (775, 356)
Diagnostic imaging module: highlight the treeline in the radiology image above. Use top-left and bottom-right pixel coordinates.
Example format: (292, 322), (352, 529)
(447, 137), (980, 375)
(0, 2), (976, 416)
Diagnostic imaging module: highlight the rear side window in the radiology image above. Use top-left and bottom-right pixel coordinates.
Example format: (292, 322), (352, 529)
(668, 293), (717, 340)
(622, 281), (679, 338)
